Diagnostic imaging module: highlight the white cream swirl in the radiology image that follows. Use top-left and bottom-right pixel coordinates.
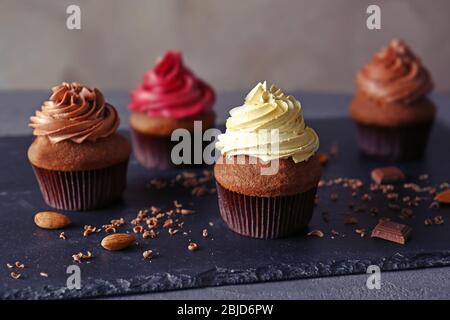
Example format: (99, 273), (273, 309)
(216, 82), (319, 163)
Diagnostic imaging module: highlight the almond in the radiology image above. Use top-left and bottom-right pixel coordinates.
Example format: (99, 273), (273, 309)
(435, 189), (450, 204)
(101, 233), (136, 251)
(34, 211), (71, 229)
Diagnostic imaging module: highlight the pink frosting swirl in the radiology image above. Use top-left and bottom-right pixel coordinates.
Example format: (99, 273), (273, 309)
(356, 39), (433, 104)
(129, 51), (215, 119)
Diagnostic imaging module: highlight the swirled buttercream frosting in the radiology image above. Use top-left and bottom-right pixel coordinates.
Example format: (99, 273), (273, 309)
(129, 50), (215, 119)
(29, 82), (119, 144)
(216, 82), (319, 163)
(356, 39), (433, 104)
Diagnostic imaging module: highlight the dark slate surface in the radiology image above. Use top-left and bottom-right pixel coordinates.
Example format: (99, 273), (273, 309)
(1, 119), (450, 300)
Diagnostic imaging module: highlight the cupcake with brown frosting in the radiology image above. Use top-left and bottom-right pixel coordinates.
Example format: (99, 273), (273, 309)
(350, 39), (436, 160)
(28, 82), (131, 211)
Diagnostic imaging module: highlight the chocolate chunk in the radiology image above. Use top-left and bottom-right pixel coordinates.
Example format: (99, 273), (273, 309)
(435, 189), (450, 204)
(371, 167), (405, 184)
(317, 152), (330, 166)
(371, 220), (412, 245)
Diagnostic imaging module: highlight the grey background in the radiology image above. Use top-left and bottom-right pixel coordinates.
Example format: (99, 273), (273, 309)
(1, 0), (450, 94)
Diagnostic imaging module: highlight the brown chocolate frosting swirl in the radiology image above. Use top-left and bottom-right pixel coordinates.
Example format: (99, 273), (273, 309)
(30, 82), (120, 144)
(356, 39), (433, 104)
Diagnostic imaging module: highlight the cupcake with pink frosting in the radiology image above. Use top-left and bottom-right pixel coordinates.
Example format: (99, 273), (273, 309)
(129, 50), (216, 169)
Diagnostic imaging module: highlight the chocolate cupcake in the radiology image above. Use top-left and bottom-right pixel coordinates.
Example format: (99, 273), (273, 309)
(215, 82), (321, 239)
(350, 39), (436, 161)
(28, 82), (131, 211)
(129, 51), (216, 169)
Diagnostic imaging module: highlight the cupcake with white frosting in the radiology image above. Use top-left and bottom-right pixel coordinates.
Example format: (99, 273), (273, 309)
(214, 82), (321, 238)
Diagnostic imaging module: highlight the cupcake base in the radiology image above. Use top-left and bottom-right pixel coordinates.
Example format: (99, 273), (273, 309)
(216, 182), (317, 239)
(355, 121), (433, 161)
(131, 128), (213, 170)
(32, 161), (129, 211)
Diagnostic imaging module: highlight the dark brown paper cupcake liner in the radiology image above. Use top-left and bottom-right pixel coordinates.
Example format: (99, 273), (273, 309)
(32, 160), (129, 211)
(131, 128), (213, 170)
(216, 182), (317, 239)
(355, 121), (433, 161)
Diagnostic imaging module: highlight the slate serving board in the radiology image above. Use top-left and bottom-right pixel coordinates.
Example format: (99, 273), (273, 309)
(1, 118), (450, 300)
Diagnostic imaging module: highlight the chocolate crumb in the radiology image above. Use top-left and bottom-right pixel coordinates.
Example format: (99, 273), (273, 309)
(150, 206), (161, 215)
(83, 225), (97, 237)
(429, 201), (440, 209)
(40, 272), (49, 278)
(156, 213), (166, 219)
(146, 217), (158, 229)
(10, 272), (21, 280)
(174, 200), (183, 208)
(400, 208), (414, 219)
(180, 209), (195, 215)
(354, 206), (366, 213)
(386, 193), (399, 201)
(329, 143), (339, 157)
(331, 229), (339, 236)
(330, 193), (338, 202)
(202, 229), (209, 238)
(307, 229), (324, 238)
(143, 250), (153, 259)
(344, 217), (358, 225)
(137, 211), (147, 220)
(111, 218), (126, 226)
(188, 242), (199, 252)
(143, 230), (156, 239)
(148, 179), (168, 190)
(192, 186), (208, 197)
(105, 226), (116, 233)
(440, 182), (450, 190)
(318, 152), (330, 166)
(388, 203), (401, 211)
(163, 219), (174, 229)
(72, 251), (93, 263)
(434, 216), (444, 225)
(355, 228), (366, 237)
